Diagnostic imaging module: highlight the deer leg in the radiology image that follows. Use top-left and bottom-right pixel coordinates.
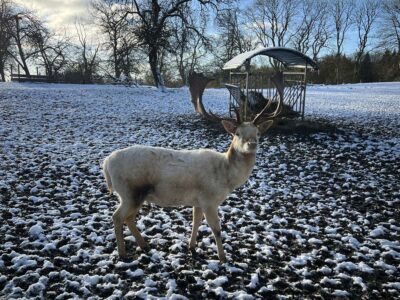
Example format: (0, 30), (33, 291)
(204, 207), (226, 263)
(189, 206), (203, 250)
(125, 209), (148, 251)
(112, 201), (131, 259)
(113, 186), (142, 259)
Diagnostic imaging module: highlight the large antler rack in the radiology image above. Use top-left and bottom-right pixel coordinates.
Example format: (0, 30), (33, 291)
(188, 72), (241, 123)
(252, 71), (284, 125)
(209, 105), (242, 124)
(188, 71), (284, 125)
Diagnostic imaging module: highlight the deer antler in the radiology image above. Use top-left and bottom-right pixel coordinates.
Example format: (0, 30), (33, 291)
(208, 105), (241, 124)
(188, 72), (243, 125)
(252, 71), (284, 125)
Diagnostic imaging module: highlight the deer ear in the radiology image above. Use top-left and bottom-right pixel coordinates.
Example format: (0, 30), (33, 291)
(221, 120), (237, 135)
(257, 120), (274, 134)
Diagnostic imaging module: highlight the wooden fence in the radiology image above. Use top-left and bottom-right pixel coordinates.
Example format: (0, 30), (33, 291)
(10, 74), (54, 83)
(10, 65), (63, 83)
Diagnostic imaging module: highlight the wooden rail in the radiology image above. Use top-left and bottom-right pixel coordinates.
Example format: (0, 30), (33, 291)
(11, 74), (49, 82)
(10, 74), (62, 83)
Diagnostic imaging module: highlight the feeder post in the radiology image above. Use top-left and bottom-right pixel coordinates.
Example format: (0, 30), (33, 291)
(302, 62), (308, 120)
(229, 71), (233, 118)
(244, 71), (248, 120)
(243, 60), (251, 121)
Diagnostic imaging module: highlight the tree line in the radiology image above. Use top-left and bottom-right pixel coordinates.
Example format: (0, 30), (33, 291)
(0, 0), (399, 88)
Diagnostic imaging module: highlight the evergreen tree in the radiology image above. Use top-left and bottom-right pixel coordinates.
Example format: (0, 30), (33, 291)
(359, 53), (374, 82)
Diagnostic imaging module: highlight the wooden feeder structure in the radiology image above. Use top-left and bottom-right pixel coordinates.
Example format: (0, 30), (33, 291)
(222, 47), (319, 121)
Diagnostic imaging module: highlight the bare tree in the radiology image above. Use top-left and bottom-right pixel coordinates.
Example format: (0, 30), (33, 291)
(329, 0), (355, 83)
(331, 0), (354, 57)
(118, 34), (142, 78)
(125, 0), (220, 91)
(46, 38), (69, 79)
(215, 7), (254, 66)
(1, 2), (69, 81)
(245, 0), (298, 48)
(292, 0), (331, 60)
(91, 0), (139, 80)
(310, 11), (331, 61)
(75, 21), (100, 83)
(353, 0), (380, 80)
(28, 20), (70, 79)
(0, 0), (13, 81)
(169, 8), (211, 85)
(7, 11), (43, 77)
(379, 0), (400, 52)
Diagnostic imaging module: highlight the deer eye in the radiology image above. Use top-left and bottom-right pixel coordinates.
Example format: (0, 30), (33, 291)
(235, 132), (240, 137)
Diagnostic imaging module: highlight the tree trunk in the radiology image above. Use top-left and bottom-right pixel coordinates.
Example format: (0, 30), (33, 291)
(178, 66), (184, 86)
(40, 50), (52, 79)
(335, 54), (340, 84)
(149, 47), (165, 92)
(15, 16), (30, 77)
(115, 58), (121, 79)
(113, 35), (120, 79)
(114, 51), (121, 79)
(0, 63), (5, 82)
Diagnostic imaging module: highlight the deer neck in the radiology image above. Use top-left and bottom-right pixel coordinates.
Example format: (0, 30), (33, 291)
(224, 143), (256, 190)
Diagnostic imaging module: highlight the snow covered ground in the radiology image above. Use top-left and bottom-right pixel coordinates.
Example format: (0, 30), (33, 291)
(0, 82), (399, 299)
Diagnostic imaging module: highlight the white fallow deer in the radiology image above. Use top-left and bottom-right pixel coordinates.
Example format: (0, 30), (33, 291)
(102, 84), (283, 262)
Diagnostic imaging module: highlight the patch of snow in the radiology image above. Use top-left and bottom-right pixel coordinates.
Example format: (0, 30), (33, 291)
(126, 268), (144, 278)
(247, 272), (259, 289)
(333, 290), (350, 297)
(11, 255), (38, 271)
(166, 279), (177, 297)
(370, 226), (387, 237)
(383, 282), (400, 290)
(29, 223), (44, 238)
(207, 276), (228, 287)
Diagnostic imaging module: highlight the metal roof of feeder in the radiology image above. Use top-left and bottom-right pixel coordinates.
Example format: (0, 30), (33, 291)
(223, 47), (319, 71)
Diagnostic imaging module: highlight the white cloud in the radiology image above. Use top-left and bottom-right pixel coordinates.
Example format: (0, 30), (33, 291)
(14, 0), (100, 44)
(15, 0), (92, 32)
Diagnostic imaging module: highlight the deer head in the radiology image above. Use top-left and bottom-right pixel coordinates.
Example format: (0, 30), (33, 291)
(221, 88), (283, 155)
(221, 120), (273, 154)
